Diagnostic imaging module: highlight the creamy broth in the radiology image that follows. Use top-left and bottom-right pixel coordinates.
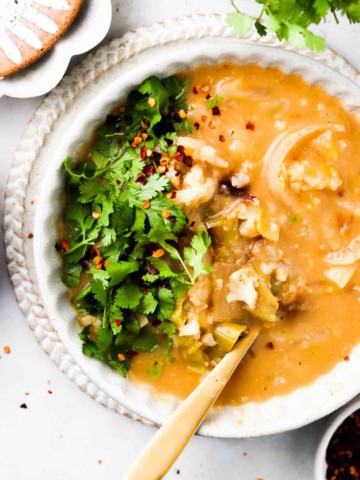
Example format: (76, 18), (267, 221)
(128, 64), (360, 405)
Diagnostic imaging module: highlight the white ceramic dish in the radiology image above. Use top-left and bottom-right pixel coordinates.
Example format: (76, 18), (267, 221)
(314, 396), (360, 480)
(4, 15), (360, 438)
(0, 0), (112, 98)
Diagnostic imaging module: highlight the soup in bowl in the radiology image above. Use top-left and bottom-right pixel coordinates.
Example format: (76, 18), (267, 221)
(56, 62), (360, 410)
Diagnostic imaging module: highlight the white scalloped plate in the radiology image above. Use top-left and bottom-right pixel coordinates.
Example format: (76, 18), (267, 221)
(4, 14), (360, 438)
(0, 0), (112, 98)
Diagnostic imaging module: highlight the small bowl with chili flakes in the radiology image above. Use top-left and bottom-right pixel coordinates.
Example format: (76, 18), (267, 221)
(315, 397), (360, 480)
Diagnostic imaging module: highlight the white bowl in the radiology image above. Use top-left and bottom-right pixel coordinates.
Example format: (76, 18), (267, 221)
(314, 396), (360, 480)
(0, 0), (112, 99)
(5, 16), (360, 438)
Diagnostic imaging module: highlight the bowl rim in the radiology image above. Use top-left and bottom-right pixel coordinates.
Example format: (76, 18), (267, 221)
(4, 14), (360, 439)
(314, 396), (360, 480)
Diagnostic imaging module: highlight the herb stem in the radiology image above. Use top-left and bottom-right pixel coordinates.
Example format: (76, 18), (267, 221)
(331, 8), (339, 24)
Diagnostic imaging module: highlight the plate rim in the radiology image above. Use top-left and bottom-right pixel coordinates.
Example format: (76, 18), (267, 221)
(4, 13), (360, 438)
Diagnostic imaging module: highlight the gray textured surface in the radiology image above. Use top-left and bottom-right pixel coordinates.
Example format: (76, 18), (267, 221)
(0, 1), (358, 479)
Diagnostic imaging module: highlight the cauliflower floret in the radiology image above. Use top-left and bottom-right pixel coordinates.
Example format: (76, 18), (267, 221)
(260, 261), (288, 282)
(179, 317), (201, 337)
(237, 203), (279, 242)
(231, 172), (250, 189)
(226, 265), (259, 309)
(177, 136), (228, 168)
(287, 160), (342, 193)
(173, 165), (217, 208)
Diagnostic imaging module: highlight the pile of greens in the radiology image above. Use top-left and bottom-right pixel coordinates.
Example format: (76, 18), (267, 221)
(228, 0), (360, 52)
(58, 75), (211, 377)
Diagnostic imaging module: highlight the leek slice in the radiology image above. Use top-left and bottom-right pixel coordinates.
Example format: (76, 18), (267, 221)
(213, 323), (247, 352)
(261, 122), (345, 206)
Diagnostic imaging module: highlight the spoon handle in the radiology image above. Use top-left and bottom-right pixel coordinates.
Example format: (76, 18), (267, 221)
(124, 328), (259, 480)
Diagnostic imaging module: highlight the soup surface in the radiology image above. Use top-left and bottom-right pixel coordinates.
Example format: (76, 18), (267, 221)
(129, 64), (360, 405)
(60, 64), (360, 407)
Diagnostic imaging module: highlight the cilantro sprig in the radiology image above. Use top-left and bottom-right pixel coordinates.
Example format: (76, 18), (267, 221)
(227, 0), (360, 52)
(58, 75), (211, 378)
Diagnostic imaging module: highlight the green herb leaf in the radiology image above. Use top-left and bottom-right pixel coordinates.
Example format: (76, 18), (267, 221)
(206, 95), (224, 109)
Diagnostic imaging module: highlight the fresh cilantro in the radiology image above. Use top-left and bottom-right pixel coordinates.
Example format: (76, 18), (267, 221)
(206, 95), (224, 109)
(115, 283), (143, 309)
(227, 0), (359, 52)
(62, 263), (82, 288)
(288, 213), (298, 224)
(58, 74), (212, 378)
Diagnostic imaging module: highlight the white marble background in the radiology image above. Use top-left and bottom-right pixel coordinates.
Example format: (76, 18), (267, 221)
(0, 1), (359, 479)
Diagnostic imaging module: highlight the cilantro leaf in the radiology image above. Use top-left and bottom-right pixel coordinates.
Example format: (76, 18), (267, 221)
(227, 11), (255, 36)
(183, 228), (212, 280)
(140, 292), (158, 314)
(115, 283), (143, 309)
(206, 95), (223, 109)
(157, 287), (175, 321)
(107, 261), (139, 287)
(62, 263), (82, 288)
(227, 0), (360, 52)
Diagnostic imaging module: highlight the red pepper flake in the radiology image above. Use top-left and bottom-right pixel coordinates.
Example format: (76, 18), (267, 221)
(115, 320), (122, 327)
(175, 152), (184, 162)
(246, 121), (255, 131)
(219, 135), (225, 142)
(266, 342), (274, 350)
(143, 163), (155, 177)
(48, 390), (53, 395)
(192, 86), (198, 94)
(117, 353), (126, 361)
(136, 173), (147, 185)
(3, 346), (11, 354)
(59, 240), (70, 252)
(244, 195), (257, 204)
(170, 191), (177, 199)
(140, 146), (147, 159)
(20, 403), (27, 409)
(177, 145), (185, 154)
(28, 233), (34, 239)
(344, 355), (350, 361)
(152, 248), (165, 259)
(206, 93), (211, 100)
(168, 215), (176, 223)
(141, 286), (149, 294)
(183, 155), (193, 167)
(201, 115), (207, 122)
(212, 106), (221, 116)
(194, 122), (200, 131)
(325, 408), (360, 480)
(141, 200), (151, 209)
(128, 351), (139, 359)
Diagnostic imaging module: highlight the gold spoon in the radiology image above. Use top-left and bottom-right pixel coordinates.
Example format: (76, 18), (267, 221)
(124, 328), (260, 480)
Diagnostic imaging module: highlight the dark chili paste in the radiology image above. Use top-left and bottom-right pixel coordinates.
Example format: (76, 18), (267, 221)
(326, 408), (360, 480)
